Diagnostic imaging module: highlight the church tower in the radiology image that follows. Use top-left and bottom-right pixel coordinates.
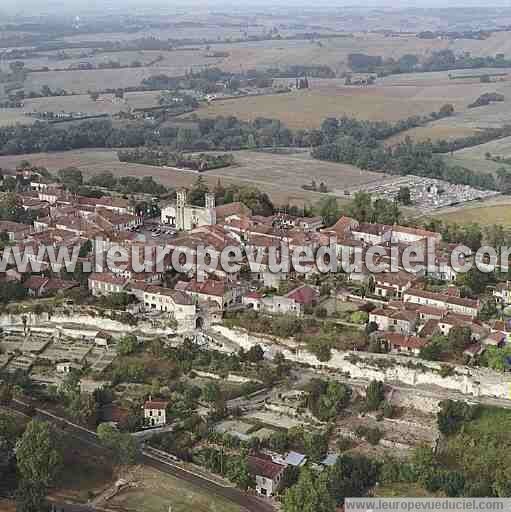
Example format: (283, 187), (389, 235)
(176, 189), (188, 230)
(205, 192), (217, 225)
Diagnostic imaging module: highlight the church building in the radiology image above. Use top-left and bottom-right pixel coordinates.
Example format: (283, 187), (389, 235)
(160, 189), (216, 230)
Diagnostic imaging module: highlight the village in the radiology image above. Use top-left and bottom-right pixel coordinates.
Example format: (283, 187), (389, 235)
(1, 162), (511, 509)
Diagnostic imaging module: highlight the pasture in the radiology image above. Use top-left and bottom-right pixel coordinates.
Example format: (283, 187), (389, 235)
(190, 68), (511, 129)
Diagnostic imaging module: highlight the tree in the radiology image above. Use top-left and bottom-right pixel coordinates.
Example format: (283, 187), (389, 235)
(365, 380), (385, 410)
(97, 423), (139, 465)
(16, 420), (62, 510)
(116, 334), (138, 356)
(283, 467), (335, 512)
(447, 326), (472, 353)
(419, 336), (445, 361)
(226, 456), (253, 490)
(303, 431), (329, 463)
(396, 186), (411, 205)
(318, 196), (340, 226)
(16, 481), (49, 512)
(57, 167), (83, 192)
(457, 267), (493, 295)
(246, 344), (264, 363)
(349, 191), (373, 222)
(439, 104), (455, 117)
(0, 383), (13, 404)
(203, 382), (222, 403)
(327, 454), (380, 504)
(437, 400), (477, 436)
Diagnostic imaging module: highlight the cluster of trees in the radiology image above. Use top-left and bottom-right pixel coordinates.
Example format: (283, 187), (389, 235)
(189, 175), (275, 216)
(57, 167), (167, 196)
(1, 418), (63, 512)
(437, 399), (479, 436)
(313, 133), (497, 190)
(468, 92), (505, 109)
(267, 65), (336, 78)
(96, 423), (139, 465)
(348, 49), (511, 76)
(283, 454), (380, 512)
(347, 191), (401, 224)
(117, 148), (235, 171)
(0, 116), (297, 155)
(305, 379), (352, 421)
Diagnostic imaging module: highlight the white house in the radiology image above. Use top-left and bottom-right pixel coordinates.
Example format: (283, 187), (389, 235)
(248, 455), (286, 497)
(144, 399), (169, 427)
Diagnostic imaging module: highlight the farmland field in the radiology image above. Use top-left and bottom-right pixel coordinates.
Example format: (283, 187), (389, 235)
(189, 69), (511, 129)
(434, 198), (511, 227)
(0, 148), (386, 207)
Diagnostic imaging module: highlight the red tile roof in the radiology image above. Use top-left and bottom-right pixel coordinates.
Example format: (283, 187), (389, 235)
(144, 400), (169, 410)
(383, 332), (428, 350)
(286, 285), (319, 305)
(248, 455), (284, 479)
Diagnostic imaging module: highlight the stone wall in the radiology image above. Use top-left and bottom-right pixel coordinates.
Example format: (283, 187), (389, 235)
(0, 312), (177, 338)
(212, 325), (511, 402)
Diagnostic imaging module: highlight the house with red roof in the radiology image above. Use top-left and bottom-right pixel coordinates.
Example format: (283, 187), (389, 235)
(88, 272), (129, 296)
(143, 399), (169, 427)
(285, 285), (319, 307)
(369, 308), (417, 335)
(381, 332), (428, 356)
(247, 455), (286, 497)
(23, 276), (78, 297)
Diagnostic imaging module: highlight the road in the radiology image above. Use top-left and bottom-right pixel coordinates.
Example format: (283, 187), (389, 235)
(8, 399), (275, 512)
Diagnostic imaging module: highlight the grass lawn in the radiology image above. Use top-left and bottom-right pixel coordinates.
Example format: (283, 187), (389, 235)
(109, 467), (244, 512)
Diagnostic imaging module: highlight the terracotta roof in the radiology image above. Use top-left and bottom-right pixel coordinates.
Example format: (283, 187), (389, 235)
(419, 319), (439, 338)
(144, 285), (194, 305)
(182, 278), (227, 297)
(383, 332), (428, 349)
(44, 278), (79, 291)
(215, 201), (252, 220)
(245, 291), (263, 299)
(144, 400), (169, 410)
(286, 285), (319, 305)
(392, 225), (441, 240)
(0, 220), (31, 232)
(405, 288), (479, 309)
(23, 275), (48, 290)
(248, 455), (284, 479)
(355, 222), (391, 236)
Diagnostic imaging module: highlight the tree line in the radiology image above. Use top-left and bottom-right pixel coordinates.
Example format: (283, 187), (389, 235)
(1, 113), (509, 190)
(348, 49), (511, 76)
(117, 148), (235, 171)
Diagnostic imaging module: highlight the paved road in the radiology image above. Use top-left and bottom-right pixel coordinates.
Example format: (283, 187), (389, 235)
(9, 400), (275, 512)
